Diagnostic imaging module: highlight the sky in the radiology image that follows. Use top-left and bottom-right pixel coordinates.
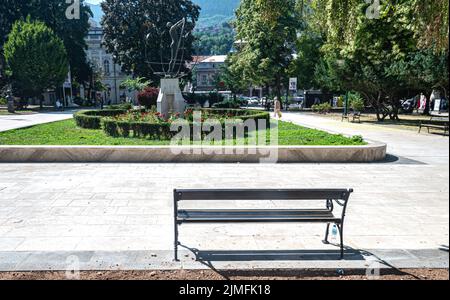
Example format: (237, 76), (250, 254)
(85, 0), (102, 4)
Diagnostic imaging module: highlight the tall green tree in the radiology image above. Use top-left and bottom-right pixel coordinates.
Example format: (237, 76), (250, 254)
(232, 0), (300, 102)
(4, 19), (69, 108)
(218, 54), (248, 101)
(314, 0), (448, 120)
(0, 0), (92, 86)
(101, 0), (200, 83)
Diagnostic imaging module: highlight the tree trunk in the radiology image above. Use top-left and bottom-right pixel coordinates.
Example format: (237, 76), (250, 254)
(39, 95), (44, 110)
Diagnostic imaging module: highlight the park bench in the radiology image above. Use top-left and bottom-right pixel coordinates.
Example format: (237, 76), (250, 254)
(418, 116), (449, 135)
(342, 110), (361, 123)
(173, 188), (353, 261)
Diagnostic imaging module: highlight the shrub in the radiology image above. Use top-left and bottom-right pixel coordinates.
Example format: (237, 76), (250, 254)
(0, 97), (7, 105)
(74, 109), (128, 129)
(337, 96), (344, 107)
(101, 108), (271, 140)
(74, 97), (95, 107)
(137, 87), (159, 108)
(103, 119), (174, 140)
(182, 92), (224, 108)
(213, 99), (241, 109)
(312, 103), (331, 114)
(348, 92), (365, 112)
(107, 102), (133, 110)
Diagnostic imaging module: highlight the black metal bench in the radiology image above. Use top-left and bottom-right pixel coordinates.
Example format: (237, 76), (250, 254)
(173, 189), (353, 261)
(418, 116), (449, 135)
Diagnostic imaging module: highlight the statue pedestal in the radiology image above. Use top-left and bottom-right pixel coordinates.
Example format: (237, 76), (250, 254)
(157, 78), (186, 118)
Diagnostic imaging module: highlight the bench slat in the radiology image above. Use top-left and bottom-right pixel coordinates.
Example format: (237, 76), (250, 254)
(175, 189), (352, 201)
(177, 209), (340, 223)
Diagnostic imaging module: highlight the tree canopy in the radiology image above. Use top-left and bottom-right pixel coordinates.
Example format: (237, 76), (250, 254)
(290, 0), (449, 120)
(232, 0), (300, 101)
(0, 0), (92, 86)
(101, 0), (200, 83)
(4, 19), (68, 102)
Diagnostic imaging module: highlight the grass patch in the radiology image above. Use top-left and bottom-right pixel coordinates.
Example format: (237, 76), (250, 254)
(0, 119), (366, 146)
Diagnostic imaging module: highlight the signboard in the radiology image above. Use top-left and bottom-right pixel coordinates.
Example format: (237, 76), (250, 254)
(434, 99), (442, 112)
(289, 78), (297, 91)
(63, 70), (72, 88)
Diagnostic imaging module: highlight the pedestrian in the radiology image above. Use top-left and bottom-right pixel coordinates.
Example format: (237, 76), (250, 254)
(273, 96), (282, 119)
(419, 93), (427, 110)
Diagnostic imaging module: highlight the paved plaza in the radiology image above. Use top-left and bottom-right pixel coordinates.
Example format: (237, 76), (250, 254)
(0, 110), (76, 133)
(0, 113), (448, 270)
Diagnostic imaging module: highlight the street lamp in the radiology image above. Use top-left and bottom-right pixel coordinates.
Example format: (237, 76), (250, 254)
(112, 55), (118, 104)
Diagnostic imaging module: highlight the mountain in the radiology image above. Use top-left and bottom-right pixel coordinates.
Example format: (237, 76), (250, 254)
(195, 0), (240, 17)
(86, 0), (240, 28)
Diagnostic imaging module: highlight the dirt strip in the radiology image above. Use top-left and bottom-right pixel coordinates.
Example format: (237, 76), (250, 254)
(0, 269), (448, 280)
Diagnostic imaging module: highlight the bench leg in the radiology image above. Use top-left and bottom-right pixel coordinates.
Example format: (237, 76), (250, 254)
(322, 223), (330, 244)
(174, 221), (179, 262)
(338, 224), (344, 260)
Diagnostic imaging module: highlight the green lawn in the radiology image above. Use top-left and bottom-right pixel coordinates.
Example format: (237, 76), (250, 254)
(0, 119), (366, 146)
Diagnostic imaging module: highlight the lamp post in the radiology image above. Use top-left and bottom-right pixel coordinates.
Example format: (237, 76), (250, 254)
(112, 55), (118, 104)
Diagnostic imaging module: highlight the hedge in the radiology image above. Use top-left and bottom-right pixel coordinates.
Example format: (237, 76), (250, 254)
(74, 109), (128, 129)
(101, 109), (271, 140)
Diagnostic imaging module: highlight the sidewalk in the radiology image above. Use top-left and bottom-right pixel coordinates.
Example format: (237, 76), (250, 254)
(282, 112), (449, 165)
(0, 110), (76, 133)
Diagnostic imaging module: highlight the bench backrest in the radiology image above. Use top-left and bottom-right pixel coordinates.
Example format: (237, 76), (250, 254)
(174, 189), (353, 201)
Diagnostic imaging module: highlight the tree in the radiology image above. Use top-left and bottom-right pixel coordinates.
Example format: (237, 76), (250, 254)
(120, 77), (152, 93)
(232, 0), (300, 103)
(289, 31), (323, 90)
(218, 54), (248, 101)
(3, 19), (69, 108)
(0, 0), (92, 87)
(101, 0), (200, 83)
(313, 0), (448, 120)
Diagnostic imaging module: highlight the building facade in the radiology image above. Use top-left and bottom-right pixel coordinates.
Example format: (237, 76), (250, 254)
(82, 23), (135, 104)
(193, 55), (227, 92)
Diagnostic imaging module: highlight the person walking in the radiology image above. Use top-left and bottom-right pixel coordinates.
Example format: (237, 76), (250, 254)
(273, 96), (282, 119)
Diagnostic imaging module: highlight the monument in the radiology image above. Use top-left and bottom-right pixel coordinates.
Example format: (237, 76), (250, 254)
(146, 18), (191, 117)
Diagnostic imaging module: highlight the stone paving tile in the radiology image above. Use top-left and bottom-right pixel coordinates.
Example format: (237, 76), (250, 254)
(0, 113), (448, 269)
(14, 237), (81, 251)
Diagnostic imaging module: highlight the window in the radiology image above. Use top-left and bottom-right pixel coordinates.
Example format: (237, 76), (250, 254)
(103, 59), (110, 75)
(201, 75), (208, 86)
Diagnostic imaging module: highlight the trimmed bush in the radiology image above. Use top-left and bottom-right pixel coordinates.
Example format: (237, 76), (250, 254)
(74, 109), (128, 129)
(101, 108), (271, 140)
(137, 87), (159, 108)
(183, 92), (224, 108)
(0, 97), (7, 105)
(107, 102), (133, 110)
(103, 119), (174, 140)
(213, 99), (241, 109)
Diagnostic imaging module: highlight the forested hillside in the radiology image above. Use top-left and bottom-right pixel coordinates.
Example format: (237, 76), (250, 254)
(194, 0), (239, 17)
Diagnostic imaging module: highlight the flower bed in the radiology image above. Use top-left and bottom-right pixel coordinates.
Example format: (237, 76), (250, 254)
(100, 108), (271, 140)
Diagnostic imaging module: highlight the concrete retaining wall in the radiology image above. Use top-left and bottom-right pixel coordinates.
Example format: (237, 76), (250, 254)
(0, 143), (387, 163)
